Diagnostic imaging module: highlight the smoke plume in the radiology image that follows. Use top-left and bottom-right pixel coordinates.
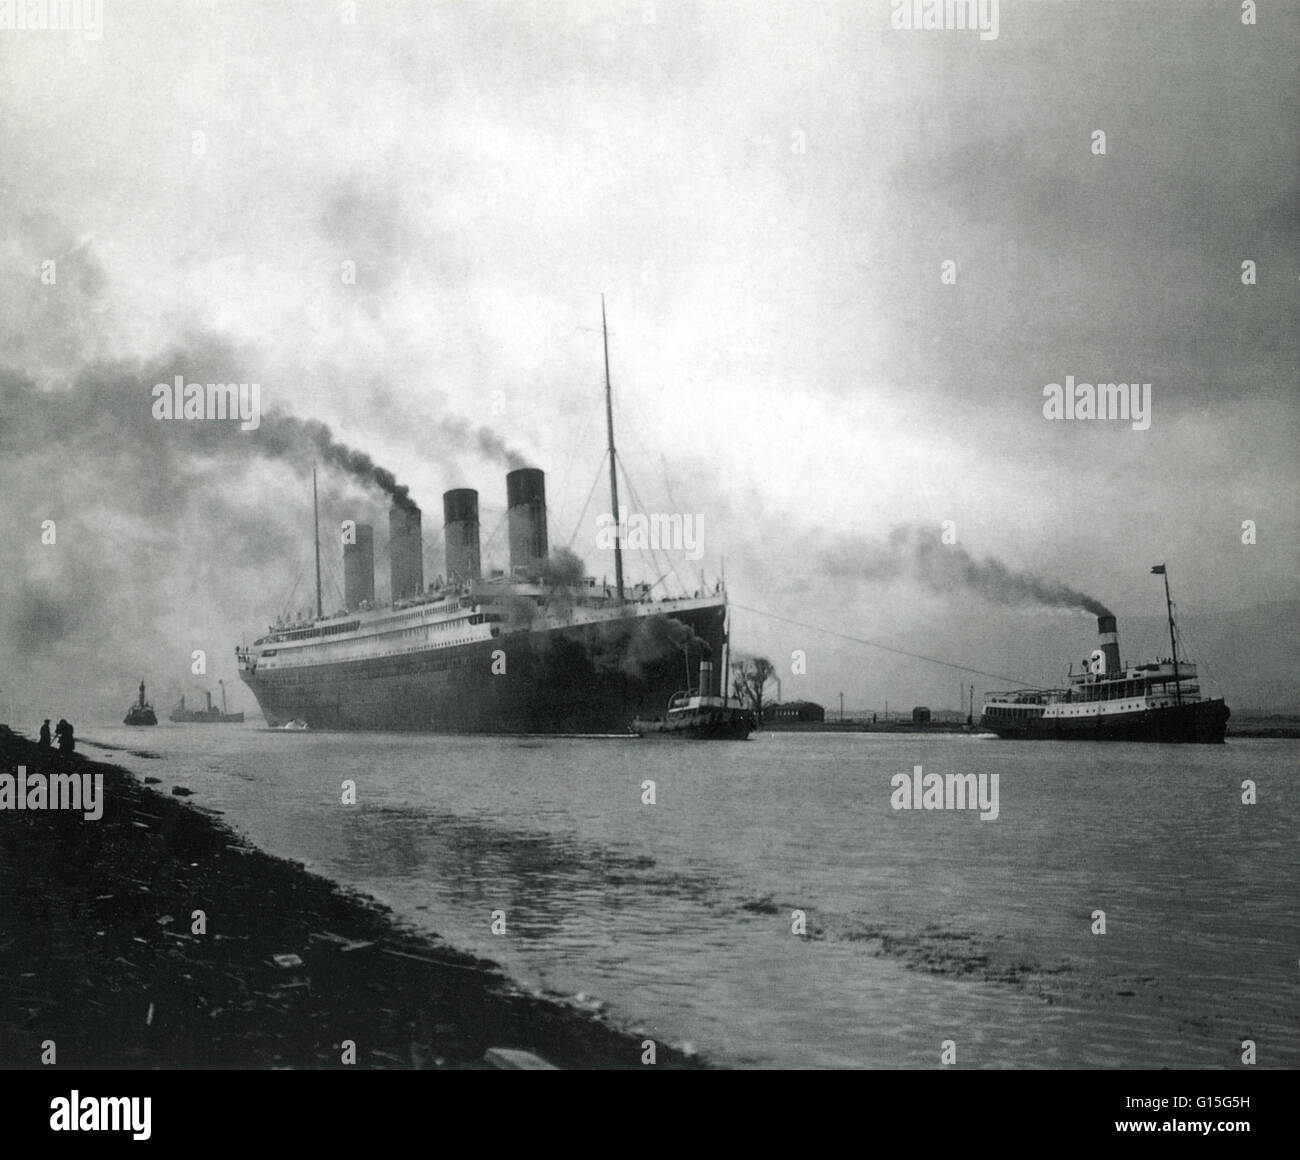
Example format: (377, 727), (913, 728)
(540, 547), (587, 589)
(446, 418), (529, 472)
(0, 337), (532, 515)
(820, 525), (1112, 617)
(590, 614), (708, 682)
(0, 338), (531, 721)
(256, 411), (417, 511)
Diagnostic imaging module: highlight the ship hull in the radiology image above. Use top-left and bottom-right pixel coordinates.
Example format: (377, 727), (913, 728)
(240, 604), (726, 733)
(981, 697), (1229, 743)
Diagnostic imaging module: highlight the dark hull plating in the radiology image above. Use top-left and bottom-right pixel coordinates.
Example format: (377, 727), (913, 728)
(240, 604), (726, 733)
(981, 698), (1230, 742)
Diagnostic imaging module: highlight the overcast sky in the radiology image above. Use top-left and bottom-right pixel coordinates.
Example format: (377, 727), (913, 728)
(2, 0), (1296, 719)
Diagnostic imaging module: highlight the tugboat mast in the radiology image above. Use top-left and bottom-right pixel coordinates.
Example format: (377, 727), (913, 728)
(602, 295), (625, 603)
(1154, 564), (1182, 706)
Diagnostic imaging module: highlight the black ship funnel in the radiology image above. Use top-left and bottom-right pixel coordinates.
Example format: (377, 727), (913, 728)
(506, 468), (548, 578)
(443, 489), (481, 584)
(343, 522), (376, 609)
(389, 506), (424, 600)
(1097, 614), (1121, 676)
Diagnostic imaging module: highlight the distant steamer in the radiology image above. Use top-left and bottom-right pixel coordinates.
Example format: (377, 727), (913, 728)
(981, 567), (1229, 742)
(123, 681), (157, 727)
(236, 306), (729, 734)
(170, 683), (245, 724)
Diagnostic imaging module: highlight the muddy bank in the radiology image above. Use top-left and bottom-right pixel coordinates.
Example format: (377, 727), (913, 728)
(0, 729), (702, 1069)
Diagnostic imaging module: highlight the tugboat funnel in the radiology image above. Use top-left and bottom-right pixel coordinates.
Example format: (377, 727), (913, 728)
(1097, 614), (1121, 676)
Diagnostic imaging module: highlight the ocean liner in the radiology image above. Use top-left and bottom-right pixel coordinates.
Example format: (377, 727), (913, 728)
(236, 308), (728, 733)
(980, 566), (1229, 742)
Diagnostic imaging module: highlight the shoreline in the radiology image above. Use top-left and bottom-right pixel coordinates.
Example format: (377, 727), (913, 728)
(760, 719), (1300, 739)
(0, 729), (703, 1069)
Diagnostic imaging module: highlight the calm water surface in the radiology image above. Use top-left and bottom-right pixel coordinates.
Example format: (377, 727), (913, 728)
(78, 724), (1298, 1068)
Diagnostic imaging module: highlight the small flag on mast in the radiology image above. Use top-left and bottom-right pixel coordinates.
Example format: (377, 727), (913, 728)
(1151, 564), (1166, 574)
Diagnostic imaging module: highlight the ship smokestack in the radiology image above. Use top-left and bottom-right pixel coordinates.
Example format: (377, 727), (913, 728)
(506, 468), (548, 578)
(443, 489), (481, 584)
(1097, 614), (1121, 676)
(389, 505), (424, 600)
(343, 521), (376, 609)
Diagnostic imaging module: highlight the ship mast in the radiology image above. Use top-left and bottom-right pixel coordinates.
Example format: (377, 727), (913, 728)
(722, 611), (731, 707)
(313, 464), (323, 620)
(1155, 564), (1182, 706)
(721, 556), (730, 704)
(602, 295), (625, 603)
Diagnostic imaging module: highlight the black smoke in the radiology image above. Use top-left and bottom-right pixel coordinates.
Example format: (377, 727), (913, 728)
(448, 418), (529, 473)
(540, 547), (587, 589)
(589, 614), (708, 682)
(0, 337), (530, 721)
(255, 411), (418, 511)
(819, 525), (1112, 617)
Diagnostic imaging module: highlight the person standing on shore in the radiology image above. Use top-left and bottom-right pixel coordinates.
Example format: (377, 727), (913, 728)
(55, 718), (75, 754)
(38, 720), (52, 749)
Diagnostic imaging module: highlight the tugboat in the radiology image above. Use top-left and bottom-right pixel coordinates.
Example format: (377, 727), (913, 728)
(123, 680), (158, 726)
(169, 681), (245, 723)
(981, 566), (1230, 742)
(631, 658), (756, 740)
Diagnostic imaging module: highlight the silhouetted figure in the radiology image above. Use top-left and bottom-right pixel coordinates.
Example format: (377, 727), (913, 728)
(55, 718), (75, 754)
(38, 720), (52, 749)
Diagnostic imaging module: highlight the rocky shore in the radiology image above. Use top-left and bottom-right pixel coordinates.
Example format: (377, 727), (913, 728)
(0, 729), (702, 1070)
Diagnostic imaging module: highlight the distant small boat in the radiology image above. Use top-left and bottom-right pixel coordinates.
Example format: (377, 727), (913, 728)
(170, 682), (245, 723)
(124, 680), (158, 727)
(280, 719), (309, 731)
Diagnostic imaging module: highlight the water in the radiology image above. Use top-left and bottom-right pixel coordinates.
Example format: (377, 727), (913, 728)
(76, 724), (1297, 1068)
